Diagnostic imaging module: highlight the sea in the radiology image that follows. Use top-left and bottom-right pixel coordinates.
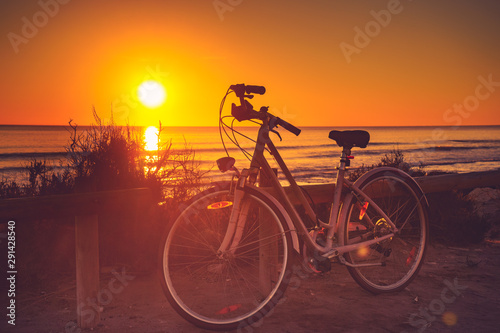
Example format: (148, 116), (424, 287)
(1, 125), (499, 185)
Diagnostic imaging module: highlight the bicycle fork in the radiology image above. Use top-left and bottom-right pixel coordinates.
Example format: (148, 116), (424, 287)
(217, 180), (250, 256)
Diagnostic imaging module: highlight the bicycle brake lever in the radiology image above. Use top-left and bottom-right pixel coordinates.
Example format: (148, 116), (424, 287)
(270, 129), (282, 141)
(268, 117), (282, 141)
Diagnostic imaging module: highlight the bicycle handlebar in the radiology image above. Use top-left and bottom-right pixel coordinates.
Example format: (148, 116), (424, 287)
(230, 84), (266, 97)
(275, 117), (301, 136)
(229, 83), (301, 136)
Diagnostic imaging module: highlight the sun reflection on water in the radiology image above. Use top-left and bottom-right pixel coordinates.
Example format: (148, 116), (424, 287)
(144, 126), (159, 151)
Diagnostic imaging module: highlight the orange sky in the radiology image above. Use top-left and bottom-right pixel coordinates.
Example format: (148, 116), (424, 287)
(1, 0), (499, 127)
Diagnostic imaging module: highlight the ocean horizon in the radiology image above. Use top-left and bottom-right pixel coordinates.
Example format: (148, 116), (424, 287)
(1, 124), (500, 185)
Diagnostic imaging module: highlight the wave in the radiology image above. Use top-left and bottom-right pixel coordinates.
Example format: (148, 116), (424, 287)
(409, 145), (498, 153)
(0, 166), (27, 172)
(419, 158), (500, 167)
(0, 151), (68, 159)
(1, 141), (497, 160)
(450, 139), (500, 144)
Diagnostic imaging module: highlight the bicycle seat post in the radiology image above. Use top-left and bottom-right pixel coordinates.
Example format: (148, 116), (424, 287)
(339, 147), (354, 170)
(327, 146), (352, 240)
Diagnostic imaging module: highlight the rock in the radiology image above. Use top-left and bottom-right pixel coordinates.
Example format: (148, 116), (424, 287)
(467, 188), (500, 218)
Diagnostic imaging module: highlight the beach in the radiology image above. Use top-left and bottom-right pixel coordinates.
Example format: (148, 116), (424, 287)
(6, 241), (500, 333)
(1, 180), (499, 333)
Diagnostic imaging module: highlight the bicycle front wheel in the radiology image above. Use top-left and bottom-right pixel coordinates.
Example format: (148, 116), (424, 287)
(160, 187), (292, 331)
(341, 169), (429, 293)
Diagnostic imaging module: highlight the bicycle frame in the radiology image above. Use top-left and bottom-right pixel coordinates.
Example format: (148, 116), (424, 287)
(162, 86), (429, 329)
(218, 119), (397, 265)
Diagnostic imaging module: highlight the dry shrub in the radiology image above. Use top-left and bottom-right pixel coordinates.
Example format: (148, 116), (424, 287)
(427, 190), (491, 245)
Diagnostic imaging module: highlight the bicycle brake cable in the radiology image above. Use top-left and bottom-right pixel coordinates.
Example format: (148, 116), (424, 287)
(218, 89), (232, 157)
(218, 88), (271, 161)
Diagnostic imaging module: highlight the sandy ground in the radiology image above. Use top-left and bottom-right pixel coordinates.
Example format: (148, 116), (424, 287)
(3, 188), (499, 333)
(3, 240), (499, 333)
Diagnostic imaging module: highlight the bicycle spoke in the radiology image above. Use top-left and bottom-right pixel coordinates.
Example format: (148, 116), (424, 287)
(161, 189), (290, 329)
(343, 171), (428, 293)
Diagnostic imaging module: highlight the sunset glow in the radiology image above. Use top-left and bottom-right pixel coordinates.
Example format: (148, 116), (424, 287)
(144, 126), (159, 151)
(0, 1), (499, 127)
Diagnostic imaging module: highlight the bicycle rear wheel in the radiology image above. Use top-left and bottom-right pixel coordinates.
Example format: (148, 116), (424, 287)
(160, 187), (292, 331)
(341, 169), (428, 293)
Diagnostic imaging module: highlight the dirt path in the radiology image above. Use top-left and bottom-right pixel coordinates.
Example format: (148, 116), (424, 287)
(5, 241), (500, 333)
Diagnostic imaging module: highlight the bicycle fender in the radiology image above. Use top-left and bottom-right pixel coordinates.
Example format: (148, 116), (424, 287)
(246, 185), (300, 253)
(338, 166), (429, 245)
(354, 167), (429, 207)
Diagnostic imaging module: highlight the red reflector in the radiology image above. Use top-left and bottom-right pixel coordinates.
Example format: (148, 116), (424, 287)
(406, 246), (417, 266)
(207, 201), (233, 210)
(359, 202), (369, 220)
(347, 155), (354, 159)
(216, 304), (241, 315)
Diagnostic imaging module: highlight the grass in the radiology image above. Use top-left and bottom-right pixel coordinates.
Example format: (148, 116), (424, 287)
(1, 109), (207, 202)
(1, 110), (208, 277)
(347, 147), (426, 182)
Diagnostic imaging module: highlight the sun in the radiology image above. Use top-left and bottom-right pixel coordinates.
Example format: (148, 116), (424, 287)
(144, 126), (159, 151)
(137, 80), (166, 108)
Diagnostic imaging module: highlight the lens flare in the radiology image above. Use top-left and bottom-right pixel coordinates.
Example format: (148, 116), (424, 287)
(357, 246), (369, 257)
(442, 311), (458, 326)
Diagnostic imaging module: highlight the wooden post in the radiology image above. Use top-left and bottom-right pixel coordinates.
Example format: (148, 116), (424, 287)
(259, 169), (279, 294)
(75, 214), (100, 328)
(0, 188), (153, 330)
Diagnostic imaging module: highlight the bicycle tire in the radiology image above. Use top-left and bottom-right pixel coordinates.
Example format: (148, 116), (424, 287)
(341, 168), (429, 293)
(159, 186), (293, 331)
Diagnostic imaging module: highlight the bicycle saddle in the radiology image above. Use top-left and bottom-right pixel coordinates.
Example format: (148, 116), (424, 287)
(328, 130), (370, 149)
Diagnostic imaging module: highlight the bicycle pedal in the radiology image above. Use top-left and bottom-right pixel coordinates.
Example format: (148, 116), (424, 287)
(309, 257), (331, 273)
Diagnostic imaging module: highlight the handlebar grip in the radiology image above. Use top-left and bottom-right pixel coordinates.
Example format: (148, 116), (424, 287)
(277, 117), (301, 136)
(230, 84), (266, 97)
(245, 85), (266, 95)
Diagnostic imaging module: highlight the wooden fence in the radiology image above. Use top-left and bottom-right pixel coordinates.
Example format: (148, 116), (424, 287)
(267, 169), (500, 205)
(0, 170), (499, 329)
(0, 188), (152, 329)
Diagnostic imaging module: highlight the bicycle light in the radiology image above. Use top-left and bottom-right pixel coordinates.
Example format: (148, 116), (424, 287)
(207, 201), (233, 210)
(217, 157), (235, 172)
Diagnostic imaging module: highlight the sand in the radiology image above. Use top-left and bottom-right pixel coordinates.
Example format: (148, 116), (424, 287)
(2, 240), (498, 333)
(3, 187), (500, 333)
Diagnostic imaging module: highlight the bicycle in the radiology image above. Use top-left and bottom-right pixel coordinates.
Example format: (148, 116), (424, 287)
(159, 84), (429, 331)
